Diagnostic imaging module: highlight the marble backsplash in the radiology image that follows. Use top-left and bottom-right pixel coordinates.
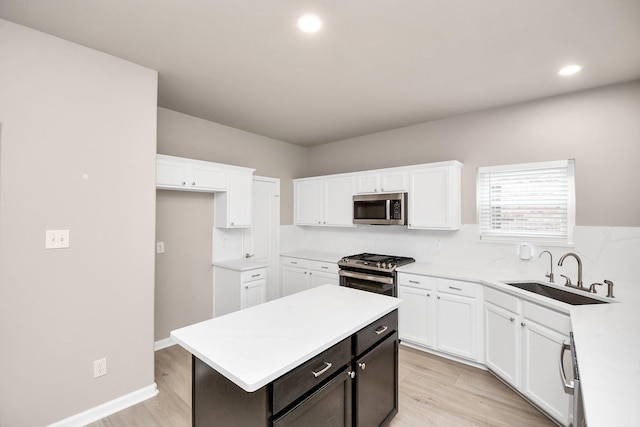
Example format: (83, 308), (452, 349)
(281, 224), (640, 298)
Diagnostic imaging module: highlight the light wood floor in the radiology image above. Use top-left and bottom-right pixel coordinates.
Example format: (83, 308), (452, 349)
(88, 344), (554, 426)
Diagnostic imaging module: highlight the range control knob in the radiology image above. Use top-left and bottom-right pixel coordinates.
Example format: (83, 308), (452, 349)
(387, 262), (395, 269)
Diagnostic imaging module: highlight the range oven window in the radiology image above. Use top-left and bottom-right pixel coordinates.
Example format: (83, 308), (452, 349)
(340, 274), (394, 296)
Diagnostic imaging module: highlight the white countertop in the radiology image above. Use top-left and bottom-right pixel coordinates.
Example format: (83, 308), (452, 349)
(280, 250), (343, 264)
(212, 258), (269, 271)
(570, 303), (640, 426)
(170, 285), (400, 392)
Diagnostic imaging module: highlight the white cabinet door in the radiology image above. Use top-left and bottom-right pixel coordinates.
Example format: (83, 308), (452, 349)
(294, 179), (324, 226)
(380, 170), (407, 192)
(310, 270), (339, 287)
(484, 303), (519, 386)
(157, 157), (188, 188)
(215, 172), (253, 228)
(323, 175), (355, 227)
(398, 285), (434, 348)
(521, 321), (570, 425)
(408, 163), (461, 230)
(190, 162), (227, 191)
(281, 265), (310, 296)
(436, 292), (477, 360)
(356, 173), (380, 193)
(242, 279), (266, 309)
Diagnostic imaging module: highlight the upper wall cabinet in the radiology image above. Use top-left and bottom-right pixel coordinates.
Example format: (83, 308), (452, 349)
(294, 161), (462, 230)
(294, 175), (355, 227)
(408, 161), (462, 230)
(355, 169), (407, 194)
(156, 154), (255, 228)
(157, 154), (227, 192)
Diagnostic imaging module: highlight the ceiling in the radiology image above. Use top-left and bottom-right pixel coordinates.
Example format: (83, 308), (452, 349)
(2, 1), (640, 146)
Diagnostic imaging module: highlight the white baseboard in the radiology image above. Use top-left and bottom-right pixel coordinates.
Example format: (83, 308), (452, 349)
(154, 337), (175, 351)
(47, 383), (158, 427)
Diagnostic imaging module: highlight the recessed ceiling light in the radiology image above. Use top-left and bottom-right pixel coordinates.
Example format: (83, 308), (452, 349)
(297, 13), (322, 33)
(558, 64), (582, 76)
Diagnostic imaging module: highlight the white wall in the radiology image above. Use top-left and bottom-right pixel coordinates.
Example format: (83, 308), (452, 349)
(306, 80), (640, 227)
(0, 19), (158, 426)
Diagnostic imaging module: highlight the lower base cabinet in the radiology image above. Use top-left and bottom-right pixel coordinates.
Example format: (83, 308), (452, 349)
(193, 310), (399, 426)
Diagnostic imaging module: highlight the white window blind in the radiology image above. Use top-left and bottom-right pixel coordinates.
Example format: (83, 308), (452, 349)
(477, 160), (575, 243)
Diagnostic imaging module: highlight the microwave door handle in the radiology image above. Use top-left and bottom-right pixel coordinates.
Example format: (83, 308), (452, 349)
(386, 200), (391, 220)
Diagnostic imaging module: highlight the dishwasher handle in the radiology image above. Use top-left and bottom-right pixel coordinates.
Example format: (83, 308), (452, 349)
(559, 342), (575, 394)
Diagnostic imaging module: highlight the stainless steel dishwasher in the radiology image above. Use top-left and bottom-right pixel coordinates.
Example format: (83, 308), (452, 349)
(561, 332), (586, 427)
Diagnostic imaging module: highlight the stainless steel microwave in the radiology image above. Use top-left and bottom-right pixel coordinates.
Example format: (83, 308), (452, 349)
(353, 193), (407, 225)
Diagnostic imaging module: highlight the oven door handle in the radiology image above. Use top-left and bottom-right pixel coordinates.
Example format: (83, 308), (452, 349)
(338, 270), (394, 285)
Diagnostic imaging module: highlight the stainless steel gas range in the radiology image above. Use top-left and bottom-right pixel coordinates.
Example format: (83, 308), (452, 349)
(338, 253), (415, 297)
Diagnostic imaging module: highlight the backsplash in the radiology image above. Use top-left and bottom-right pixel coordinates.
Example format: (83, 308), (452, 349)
(281, 224), (640, 293)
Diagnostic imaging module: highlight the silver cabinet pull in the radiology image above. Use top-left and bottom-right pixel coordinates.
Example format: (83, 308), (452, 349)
(321, 266), (328, 269)
(409, 280), (419, 284)
(312, 362), (332, 378)
(251, 273), (260, 278)
(374, 325), (388, 335)
(291, 261), (298, 265)
(449, 286), (463, 291)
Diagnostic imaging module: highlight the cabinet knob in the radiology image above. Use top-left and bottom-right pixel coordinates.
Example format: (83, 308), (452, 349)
(191, 182), (196, 186)
(521, 322), (526, 327)
(510, 317), (515, 322)
(244, 286), (249, 289)
(427, 293), (431, 297)
(181, 181), (186, 185)
(348, 371), (355, 379)
(358, 362), (366, 370)
(231, 222), (235, 225)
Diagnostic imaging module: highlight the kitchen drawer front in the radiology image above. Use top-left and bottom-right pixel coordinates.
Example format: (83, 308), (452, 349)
(240, 268), (266, 283)
(272, 337), (351, 415)
(397, 273), (434, 290)
(437, 278), (477, 298)
(522, 301), (570, 335)
(484, 286), (519, 313)
(309, 260), (339, 274)
(354, 310), (398, 356)
(280, 257), (310, 269)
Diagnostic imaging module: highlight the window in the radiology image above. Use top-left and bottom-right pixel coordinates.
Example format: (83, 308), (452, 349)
(477, 160), (575, 244)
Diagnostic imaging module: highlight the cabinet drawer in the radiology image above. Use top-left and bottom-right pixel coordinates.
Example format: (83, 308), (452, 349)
(309, 260), (339, 274)
(240, 268), (266, 283)
(485, 286), (519, 313)
(397, 273), (434, 290)
(523, 301), (570, 335)
(354, 310), (398, 356)
(437, 278), (477, 298)
(272, 337), (351, 415)
(280, 257), (310, 269)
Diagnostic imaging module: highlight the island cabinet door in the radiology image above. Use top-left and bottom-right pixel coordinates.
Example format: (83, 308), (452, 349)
(272, 366), (353, 427)
(354, 331), (398, 427)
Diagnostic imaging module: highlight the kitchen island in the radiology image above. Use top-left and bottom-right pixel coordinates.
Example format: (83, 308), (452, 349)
(171, 285), (401, 426)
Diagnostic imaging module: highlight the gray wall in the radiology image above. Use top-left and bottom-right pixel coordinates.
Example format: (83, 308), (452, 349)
(155, 108), (306, 340)
(0, 19), (158, 426)
(306, 80), (640, 227)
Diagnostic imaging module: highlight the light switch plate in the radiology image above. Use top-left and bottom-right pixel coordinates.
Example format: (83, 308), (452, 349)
(45, 230), (70, 249)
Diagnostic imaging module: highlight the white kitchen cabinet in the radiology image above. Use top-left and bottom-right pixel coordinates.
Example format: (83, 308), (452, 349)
(215, 171), (253, 228)
(157, 154), (227, 192)
(280, 257), (339, 296)
(408, 161), (462, 230)
(484, 287), (570, 426)
(397, 273), (482, 363)
(355, 169), (407, 194)
(397, 274), (435, 348)
(213, 266), (267, 317)
(294, 175), (355, 227)
(484, 302), (519, 385)
(435, 279), (478, 360)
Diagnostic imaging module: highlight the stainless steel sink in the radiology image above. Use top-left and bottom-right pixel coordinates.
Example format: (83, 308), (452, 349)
(503, 281), (609, 305)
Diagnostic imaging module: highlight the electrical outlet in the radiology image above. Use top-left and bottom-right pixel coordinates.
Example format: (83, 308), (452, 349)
(156, 241), (165, 254)
(93, 358), (107, 378)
